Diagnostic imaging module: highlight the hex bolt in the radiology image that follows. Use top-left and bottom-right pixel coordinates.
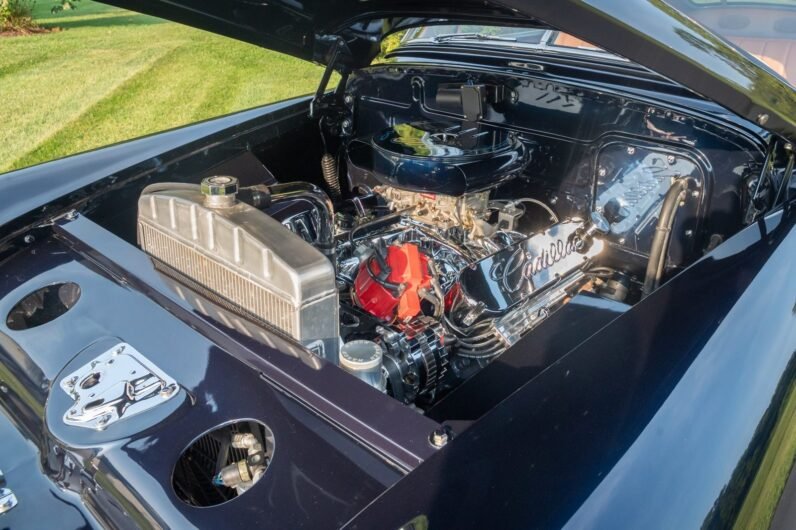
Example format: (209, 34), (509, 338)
(96, 414), (111, 430)
(65, 210), (79, 221)
(627, 147), (635, 155)
(344, 94), (354, 105)
(341, 119), (352, 130)
(430, 427), (450, 448)
(667, 155), (676, 165)
(691, 190), (700, 199)
(685, 230), (694, 237)
(757, 113), (770, 126)
(23, 234), (35, 244)
(160, 384), (177, 398)
(598, 168), (607, 178)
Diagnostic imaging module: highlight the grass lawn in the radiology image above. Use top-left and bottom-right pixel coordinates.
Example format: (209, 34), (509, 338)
(0, 1), (327, 173)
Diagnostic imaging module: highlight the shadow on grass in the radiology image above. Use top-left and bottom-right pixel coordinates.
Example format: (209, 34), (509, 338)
(41, 12), (165, 30)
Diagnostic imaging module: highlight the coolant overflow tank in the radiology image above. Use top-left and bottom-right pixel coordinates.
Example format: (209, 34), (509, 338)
(137, 180), (339, 363)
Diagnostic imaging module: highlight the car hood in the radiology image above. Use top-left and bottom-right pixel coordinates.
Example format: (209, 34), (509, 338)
(99, 0), (796, 141)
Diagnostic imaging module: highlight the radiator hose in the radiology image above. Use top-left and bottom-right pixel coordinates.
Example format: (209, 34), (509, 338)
(642, 178), (690, 297)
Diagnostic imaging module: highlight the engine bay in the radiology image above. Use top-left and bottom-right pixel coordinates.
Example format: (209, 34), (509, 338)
(135, 115), (701, 413)
(70, 59), (759, 423)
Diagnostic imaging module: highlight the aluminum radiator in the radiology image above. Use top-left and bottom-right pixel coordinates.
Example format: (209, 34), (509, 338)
(137, 181), (339, 363)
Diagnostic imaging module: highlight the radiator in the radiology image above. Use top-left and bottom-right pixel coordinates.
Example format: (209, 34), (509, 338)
(137, 183), (338, 362)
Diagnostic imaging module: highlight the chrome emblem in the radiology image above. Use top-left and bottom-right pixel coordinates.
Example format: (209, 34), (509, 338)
(495, 222), (602, 294)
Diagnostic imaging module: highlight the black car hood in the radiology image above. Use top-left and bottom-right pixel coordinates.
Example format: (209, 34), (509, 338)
(99, 0), (796, 142)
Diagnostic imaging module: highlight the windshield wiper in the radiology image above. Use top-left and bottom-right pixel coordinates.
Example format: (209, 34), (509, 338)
(432, 32), (518, 43)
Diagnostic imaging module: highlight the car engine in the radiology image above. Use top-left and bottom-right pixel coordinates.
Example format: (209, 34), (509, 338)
(137, 121), (625, 410)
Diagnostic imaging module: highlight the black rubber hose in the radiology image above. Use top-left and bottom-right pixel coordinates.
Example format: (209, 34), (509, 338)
(642, 178), (690, 297)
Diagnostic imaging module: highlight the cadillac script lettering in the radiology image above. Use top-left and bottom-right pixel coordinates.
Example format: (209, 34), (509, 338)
(501, 236), (581, 293)
(456, 221), (604, 316)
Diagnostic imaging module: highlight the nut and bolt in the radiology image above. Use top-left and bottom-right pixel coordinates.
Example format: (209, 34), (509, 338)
(667, 155), (676, 165)
(757, 113), (770, 126)
(430, 427), (451, 448)
(65, 210), (79, 221)
(685, 229), (694, 237)
(626, 147), (635, 155)
(597, 167), (607, 178)
(23, 234), (35, 244)
(344, 94), (355, 105)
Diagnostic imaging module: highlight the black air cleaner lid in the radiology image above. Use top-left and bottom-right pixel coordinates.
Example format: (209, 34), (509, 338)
(347, 122), (530, 196)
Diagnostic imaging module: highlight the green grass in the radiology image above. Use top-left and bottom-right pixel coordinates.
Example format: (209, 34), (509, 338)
(733, 374), (796, 530)
(0, 1), (328, 173)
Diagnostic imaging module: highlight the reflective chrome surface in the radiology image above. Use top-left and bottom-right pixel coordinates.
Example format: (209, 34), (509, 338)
(454, 221), (602, 316)
(0, 487), (17, 515)
(138, 182), (340, 361)
(59, 342), (178, 430)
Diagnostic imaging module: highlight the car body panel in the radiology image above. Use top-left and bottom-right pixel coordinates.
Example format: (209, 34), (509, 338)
(0, 218), (417, 528)
(344, 207), (796, 529)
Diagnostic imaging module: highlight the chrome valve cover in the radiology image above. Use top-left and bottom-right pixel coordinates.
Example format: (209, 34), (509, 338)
(446, 221), (603, 357)
(450, 221), (602, 323)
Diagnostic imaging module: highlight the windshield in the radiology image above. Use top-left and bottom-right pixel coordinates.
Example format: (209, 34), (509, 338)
(670, 0), (796, 87)
(402, 26), (615, 60)
(401, 1), (796, 89)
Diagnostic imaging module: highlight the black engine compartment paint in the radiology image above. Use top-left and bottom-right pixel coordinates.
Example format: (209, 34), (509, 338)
(344, 65), (764, 269)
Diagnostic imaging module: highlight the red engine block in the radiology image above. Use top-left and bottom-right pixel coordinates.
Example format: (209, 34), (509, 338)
(353, 242), (433, 322)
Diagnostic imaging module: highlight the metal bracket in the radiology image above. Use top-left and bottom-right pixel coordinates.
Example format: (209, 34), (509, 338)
(59, 342), (178, 431)
(0, 487), (17, 515)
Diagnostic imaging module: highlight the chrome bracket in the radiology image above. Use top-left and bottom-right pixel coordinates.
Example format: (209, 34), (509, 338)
(59, 342), (178, 431)
(0, 487), (17, 515)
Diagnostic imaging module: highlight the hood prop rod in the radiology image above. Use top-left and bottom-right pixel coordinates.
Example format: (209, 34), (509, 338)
(310, 37), (347, 118)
